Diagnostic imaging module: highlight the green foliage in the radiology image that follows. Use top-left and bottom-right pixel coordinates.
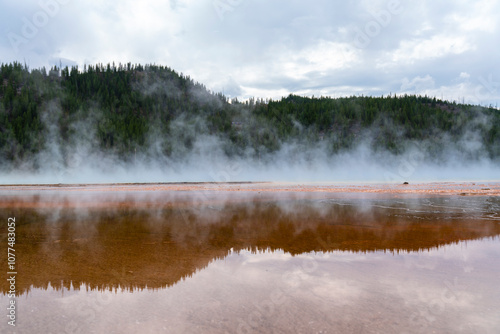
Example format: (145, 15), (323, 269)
(0, 62), (499, 169)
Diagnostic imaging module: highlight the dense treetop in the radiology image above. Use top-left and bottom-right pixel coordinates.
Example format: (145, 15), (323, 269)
(0, 61), (499, 170)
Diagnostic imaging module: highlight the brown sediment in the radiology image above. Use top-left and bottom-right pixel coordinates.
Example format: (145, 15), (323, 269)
(0, 186), (499, 295)
(0, 181), (499, 210)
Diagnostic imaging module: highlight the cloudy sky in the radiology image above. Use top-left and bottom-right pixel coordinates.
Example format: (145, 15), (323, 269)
(1, 0), (499, 106)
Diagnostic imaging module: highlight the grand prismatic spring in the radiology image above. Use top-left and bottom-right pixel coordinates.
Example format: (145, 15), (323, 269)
(1, 182), (500, 333)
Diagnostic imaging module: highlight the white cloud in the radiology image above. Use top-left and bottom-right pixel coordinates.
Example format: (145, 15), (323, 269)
(273, 40), (360, 81)
(459, 72), (470, 80)
(0, 0), (498, 105)
(400, 75), (435, 92)
(391, 35), (475, 64)
(444, 0), (499, 33)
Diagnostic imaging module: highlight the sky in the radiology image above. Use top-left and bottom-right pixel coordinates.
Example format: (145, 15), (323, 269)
(1, 0), (500, 106)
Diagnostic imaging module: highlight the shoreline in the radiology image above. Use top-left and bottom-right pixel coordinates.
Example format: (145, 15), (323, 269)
(0, 181), (499, 196)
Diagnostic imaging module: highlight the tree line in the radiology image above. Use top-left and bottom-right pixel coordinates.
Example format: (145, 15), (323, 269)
(0, 61), (498, 169)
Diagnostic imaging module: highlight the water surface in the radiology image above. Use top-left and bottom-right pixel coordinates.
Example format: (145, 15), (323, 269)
(0, 186), (499, 333)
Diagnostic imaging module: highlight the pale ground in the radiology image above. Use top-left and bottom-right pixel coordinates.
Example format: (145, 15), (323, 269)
(1, 181), (499, 195)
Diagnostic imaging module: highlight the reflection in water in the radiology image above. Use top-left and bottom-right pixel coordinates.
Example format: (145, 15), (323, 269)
(0, 188), (500, 333)
(1, 190), (499, 294)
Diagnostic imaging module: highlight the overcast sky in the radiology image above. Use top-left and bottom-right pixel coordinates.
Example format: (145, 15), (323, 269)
(1, 0), (499, 106)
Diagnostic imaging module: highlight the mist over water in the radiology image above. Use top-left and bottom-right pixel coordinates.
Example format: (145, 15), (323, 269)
(1, 188), (499, 294)
(1, 65), (499, 185)
(2, 136), (499, 184)
(1, 187), (499, 333)
(2, 0), (500, 331)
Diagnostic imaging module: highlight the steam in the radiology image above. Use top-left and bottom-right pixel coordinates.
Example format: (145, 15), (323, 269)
(3, 134), (498, 185)
(1, 69), (499, 185)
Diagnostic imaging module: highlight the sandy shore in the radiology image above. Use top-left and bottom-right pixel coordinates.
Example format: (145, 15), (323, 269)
(0, 181), (499, 196)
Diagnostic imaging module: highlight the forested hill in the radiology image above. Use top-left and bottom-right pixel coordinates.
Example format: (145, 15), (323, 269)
(0, 61), (499, 172)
